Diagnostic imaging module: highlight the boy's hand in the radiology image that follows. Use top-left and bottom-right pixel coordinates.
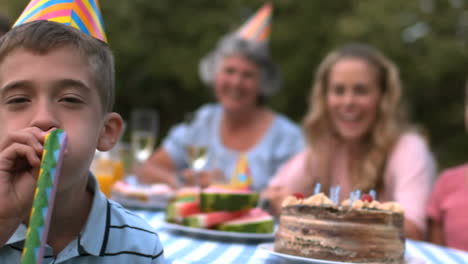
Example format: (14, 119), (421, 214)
(0, 128), (44, 244)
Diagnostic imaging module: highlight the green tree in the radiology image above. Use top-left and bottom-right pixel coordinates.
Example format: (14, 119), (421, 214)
(2, 0), (467, 170)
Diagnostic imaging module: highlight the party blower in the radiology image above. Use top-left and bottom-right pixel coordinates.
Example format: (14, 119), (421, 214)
(21, 129), (68, 264)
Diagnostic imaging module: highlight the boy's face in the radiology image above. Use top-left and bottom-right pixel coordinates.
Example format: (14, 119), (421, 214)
(0, 46), (121, 192)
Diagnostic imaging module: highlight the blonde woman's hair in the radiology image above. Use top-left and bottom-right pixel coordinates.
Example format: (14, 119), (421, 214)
(303, 43), (409, 193)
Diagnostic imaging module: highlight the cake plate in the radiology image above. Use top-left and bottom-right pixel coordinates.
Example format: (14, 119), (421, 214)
(258, 243), (426, 264)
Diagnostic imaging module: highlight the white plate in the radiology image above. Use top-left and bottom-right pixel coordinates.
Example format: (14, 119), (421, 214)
(110, 177), (174, 209)
(163, 221), (275, 240)
(258, 243), (426, 264)
(111, 193), (172, 209)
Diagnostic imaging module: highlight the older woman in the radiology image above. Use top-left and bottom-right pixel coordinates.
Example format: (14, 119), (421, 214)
(263, 43), (436, 240)
(138, 5), (305, 191)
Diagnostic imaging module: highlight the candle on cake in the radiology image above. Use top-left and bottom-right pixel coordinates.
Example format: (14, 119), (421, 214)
(314, 183), (321, 195)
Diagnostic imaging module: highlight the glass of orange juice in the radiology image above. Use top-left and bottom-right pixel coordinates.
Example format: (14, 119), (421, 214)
(93, 151), (116, 197)
(113, 159), (124, 182)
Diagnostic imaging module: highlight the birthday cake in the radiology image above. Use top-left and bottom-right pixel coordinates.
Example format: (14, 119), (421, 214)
(274, 192), (405, 264)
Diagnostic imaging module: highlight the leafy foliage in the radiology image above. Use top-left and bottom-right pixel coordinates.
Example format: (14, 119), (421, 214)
(1, 0), (467, 170)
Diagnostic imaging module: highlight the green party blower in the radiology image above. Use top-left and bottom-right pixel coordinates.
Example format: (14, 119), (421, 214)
(21, 129), (68, 264)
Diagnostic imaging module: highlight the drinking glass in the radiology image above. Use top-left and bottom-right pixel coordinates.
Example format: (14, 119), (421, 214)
(92, 150), (115, 197)
(186, 144), (209, 171)
(130, 108), (158, 165)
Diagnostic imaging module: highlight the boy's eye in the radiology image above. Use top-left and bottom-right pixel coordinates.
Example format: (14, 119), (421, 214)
(60, 96), (84, 104)
(5, 96), (29, 104)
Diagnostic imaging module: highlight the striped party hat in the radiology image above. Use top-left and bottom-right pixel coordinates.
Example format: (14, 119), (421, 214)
(230, 154), (253, 190)
(13, 0), (107, 43)
(236, 2), (272, 44)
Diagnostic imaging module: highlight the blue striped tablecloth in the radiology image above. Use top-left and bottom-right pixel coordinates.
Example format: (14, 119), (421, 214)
(134, 210), (468, 264)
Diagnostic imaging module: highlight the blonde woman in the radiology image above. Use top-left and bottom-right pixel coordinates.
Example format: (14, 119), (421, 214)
(263, 43), (436, 240)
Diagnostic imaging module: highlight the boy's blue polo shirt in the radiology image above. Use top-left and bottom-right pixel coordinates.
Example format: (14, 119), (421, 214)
(0, 174), (165, 263)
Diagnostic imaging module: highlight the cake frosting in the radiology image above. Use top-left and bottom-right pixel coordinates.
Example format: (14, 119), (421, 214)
(274, 193), (405, 264)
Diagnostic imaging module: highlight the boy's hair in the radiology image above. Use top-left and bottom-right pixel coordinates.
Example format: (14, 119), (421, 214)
(0, 20), (115, 112)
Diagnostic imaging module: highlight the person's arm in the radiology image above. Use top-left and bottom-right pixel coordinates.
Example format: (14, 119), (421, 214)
(0, 128), (44, 245)
(405, 219), (424, 240)
(138, 148), (178, 188)
(425, 167), (450, 244)
(138, 147), (224, 188)
(262, 149), (311, 216)
(386, 133), (436, 240)
(261, 185), (289, 216)
(427, 218), (445, 246)
(137, 105), (215, 187)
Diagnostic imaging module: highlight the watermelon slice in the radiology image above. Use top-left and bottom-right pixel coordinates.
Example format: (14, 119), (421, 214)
(200, 186), (259, 212)
(174, 186), (200, 202)
(165, 200), (200, 222)
(217, 208), (274, 233)
(183, 210), (248, 228)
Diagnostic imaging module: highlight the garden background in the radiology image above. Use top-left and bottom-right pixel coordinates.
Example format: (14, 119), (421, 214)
(1, 0), (468, 171)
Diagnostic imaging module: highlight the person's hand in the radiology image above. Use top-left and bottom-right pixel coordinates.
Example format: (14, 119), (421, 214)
(135, 161), (179, 190)
(261, 185), (289, 216)
(136, 149), (179, 188)
(181, 168), (225, 188)
(0, 128), (45, 244)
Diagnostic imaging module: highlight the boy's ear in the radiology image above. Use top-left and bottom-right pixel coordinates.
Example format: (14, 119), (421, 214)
(97, 112), (124, 151)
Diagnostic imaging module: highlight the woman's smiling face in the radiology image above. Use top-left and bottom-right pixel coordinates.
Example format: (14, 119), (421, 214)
(326, 57), (381, 142)
(213, 55), (260, 113)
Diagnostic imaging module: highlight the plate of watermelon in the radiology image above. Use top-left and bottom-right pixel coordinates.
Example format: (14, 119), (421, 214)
(163, 186), (276, 240)
(163, 219), (275, 240)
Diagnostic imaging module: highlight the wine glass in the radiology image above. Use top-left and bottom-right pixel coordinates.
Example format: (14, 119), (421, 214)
(130, 108), (158, 165)
(186, 145), (208, 171)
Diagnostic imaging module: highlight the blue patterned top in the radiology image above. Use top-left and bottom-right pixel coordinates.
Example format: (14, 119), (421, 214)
(163, 104), (305, 191)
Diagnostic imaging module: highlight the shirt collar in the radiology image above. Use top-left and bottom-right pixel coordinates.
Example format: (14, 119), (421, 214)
(76, 174), (109, 256)
(6, 223), (27, 245)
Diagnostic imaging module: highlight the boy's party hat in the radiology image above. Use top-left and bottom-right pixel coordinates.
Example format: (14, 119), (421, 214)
(236, 2), (272, 44)
(230, 154), (253, 190)
(13, 0), (107, 43)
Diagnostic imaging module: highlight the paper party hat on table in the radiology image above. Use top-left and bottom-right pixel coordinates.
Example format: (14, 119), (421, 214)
(13, 0), (107, 43)
(230, 154), (253, 189)
(236, 2), (272, 44)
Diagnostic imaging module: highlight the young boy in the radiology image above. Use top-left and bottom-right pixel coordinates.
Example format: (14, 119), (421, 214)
(0, 20), (165, 263)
